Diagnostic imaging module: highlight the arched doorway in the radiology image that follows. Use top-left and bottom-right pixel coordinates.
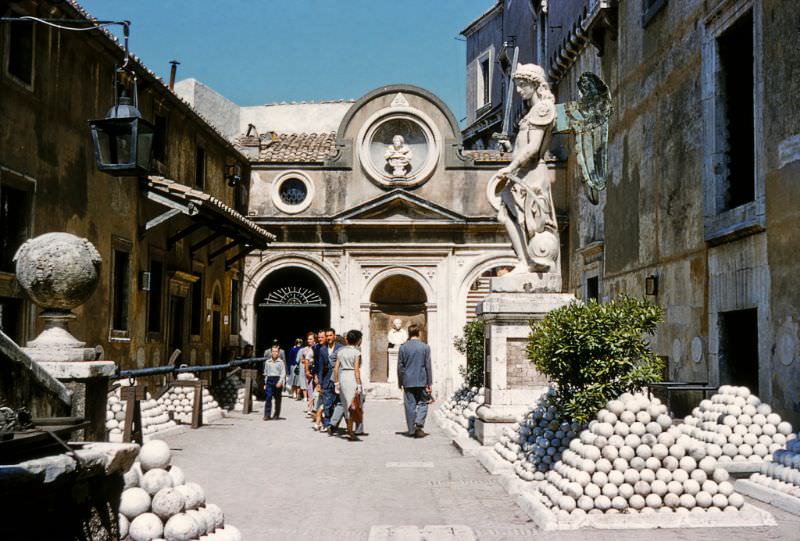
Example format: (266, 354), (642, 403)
(254, 267), (330, 355)
(369, 275), (427, 382)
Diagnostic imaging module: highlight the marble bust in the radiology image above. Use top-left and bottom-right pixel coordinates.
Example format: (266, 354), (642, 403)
(387, 318), (408, 349)
(385, 135), (412, 177)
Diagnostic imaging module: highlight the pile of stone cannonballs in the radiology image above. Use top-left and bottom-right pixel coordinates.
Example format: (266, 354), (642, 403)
(211, 375), (254, 412)
(531, 392), (747, 516)
(107, 387), (177, 443)
(440, 386), (484, 435)
(493, 387), (582, 481)
(679, 385), (793, 465)
(747, 432), (800, 497)
(119, 439), (243, 541)
(157, 375), (224, 425)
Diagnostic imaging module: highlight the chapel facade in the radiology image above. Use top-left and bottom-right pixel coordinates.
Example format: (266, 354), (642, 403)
(178, 81), (570, 398)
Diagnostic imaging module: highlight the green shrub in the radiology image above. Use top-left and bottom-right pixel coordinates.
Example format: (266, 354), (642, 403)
(454, 320), (485, 388)
(527, 295), (664, 423)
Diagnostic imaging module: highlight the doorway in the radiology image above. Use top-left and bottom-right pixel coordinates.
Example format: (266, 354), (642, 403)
(369, 275), (427, 382)
(254, 267), (330, 355)
(167, 296), (186, 366)
(718, 308), (759, 390)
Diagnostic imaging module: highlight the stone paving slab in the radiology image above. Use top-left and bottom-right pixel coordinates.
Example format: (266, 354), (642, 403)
(159, 398), (800, 541)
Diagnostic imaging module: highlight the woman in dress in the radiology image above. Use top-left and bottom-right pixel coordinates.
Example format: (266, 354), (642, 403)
(298, 332), (316, 414)
(287, 338), (304, 399)
(333, 329), (364, 441)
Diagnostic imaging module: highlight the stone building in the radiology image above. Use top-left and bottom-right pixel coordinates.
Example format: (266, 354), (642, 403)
(463, 0), (800, 424)
(178, 80), (553, 398)
(0, 0), (272, 372)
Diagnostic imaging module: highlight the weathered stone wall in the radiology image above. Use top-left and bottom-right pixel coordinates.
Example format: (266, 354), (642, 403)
(0, 1), (250, 372)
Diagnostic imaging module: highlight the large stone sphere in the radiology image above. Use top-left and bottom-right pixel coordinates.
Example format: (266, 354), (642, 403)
(14, 233), (101, 310)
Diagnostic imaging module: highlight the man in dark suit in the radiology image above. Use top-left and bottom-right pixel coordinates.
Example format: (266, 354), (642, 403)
(317, 327), (343, 431)
(397, 323), (432, 438)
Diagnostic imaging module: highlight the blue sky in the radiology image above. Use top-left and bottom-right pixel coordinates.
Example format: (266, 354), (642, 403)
(78, 0), (493, 124)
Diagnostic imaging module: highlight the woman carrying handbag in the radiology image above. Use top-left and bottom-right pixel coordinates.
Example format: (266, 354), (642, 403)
(333, 329), (365, 441)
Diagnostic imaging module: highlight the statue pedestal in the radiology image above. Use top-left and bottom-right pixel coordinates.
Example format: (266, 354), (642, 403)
(387, 348), (399, 385)
(474, 287), (574, 445)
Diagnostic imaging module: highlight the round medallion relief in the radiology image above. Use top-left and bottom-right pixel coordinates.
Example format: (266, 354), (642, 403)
(358, 108), (440, 188)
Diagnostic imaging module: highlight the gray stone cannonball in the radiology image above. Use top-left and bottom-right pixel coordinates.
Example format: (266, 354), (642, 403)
(14, 232), (101, 310)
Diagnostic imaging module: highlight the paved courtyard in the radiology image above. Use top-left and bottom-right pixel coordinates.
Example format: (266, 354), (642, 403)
(162, 398), (800, 541)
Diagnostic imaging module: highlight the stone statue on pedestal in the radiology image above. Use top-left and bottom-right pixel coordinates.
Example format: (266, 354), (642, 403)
(385, 135), (412, 177)
(495, 63), (560, 280)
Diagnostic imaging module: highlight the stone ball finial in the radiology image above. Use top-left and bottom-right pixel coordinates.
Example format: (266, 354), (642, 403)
(14, 232), (102, 311)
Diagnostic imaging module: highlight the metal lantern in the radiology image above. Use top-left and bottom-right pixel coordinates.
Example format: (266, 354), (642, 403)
(89, 94), (154, 176)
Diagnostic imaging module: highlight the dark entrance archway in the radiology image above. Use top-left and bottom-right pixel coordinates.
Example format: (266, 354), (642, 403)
(254, 267), (330, 356)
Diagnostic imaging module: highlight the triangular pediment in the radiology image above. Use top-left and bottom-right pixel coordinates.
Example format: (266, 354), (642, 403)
(334, 190), (466, 224)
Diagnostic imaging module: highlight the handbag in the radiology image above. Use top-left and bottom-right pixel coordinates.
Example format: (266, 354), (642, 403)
(349, 393), (363, 424)
(293, 365), (300, 376)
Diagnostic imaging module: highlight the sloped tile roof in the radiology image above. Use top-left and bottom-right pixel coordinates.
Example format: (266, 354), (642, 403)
(147, 176), (275, 243)
(256, 132), (337, 163)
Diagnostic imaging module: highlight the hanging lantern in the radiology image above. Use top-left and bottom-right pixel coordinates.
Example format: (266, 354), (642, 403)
(89, 92), (154, 177)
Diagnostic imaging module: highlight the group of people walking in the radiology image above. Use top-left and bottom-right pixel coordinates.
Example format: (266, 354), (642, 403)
(260, 324), (433, 440)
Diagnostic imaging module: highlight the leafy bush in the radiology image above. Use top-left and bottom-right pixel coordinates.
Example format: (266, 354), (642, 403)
(454, 320), (485, 388)
(527, 295), (664, 423)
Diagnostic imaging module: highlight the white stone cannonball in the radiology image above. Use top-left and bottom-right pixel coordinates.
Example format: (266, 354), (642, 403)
(634, 480), (651, 496)
(613, 457), (629, 472)
(650, 479), (668, 497)
(612, 495), (627, 510)
(679, 456), (697, 471)
(672, 469), (689, 483)
(667, 480), (683, 495)
(664, 492), (680, 508)
(163, 513), (199, 541)
(728, 493), (744, 508)
(119, 514), (130, 539)
(662, 456), (679, 472)
(577, 495), (594, 511)
(594, 495), (611, 511)
(602, 445), (619, 461)
(623, 468), (640, 485)
(683, 479), (701, 496)
(712, 493), (728, 508)
(141, 468), (173, 496)
(220, 524), (243, 541)
(630, 457), (646, 471)
(669, 444), (686, 459)
(629, 494), (646, 510)
(679, 493), (696, 509)
(608, 400), (625, 416)
(614, 422), (630, 437)
(645, 493), (662, 508)
(558, 495), (577, 512)
(690, 469), (707, 484)
(168, 465), (186, 487)
(608, 470), (625, 486)
(129, 513), (164, 541)
(656, 468), (672, 482)
(778, 422), (793, 435)
(702, 480), (719, 495)
(639, 469), (656, 483)
(619, 483), (635, 499)
(602, 482), (618, 498)
(620, 411), (636, 425)
(619, 445), (635, 461)
(584, 483), (601, 498)
(175, 482), (206, 510)
(140, 440), (172, 472)
(151, 487), (185, 520)
(581, 459), (597, 474)
(124, 464), (141, 489)
(120, 487), (152, 520)
(185, 509), (207, 536)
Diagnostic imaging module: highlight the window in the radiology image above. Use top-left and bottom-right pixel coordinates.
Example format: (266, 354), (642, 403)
(271, 171), (315, 214)
(195, 145), (205, 189)
(147, 259), (164, 334)
(278, 178), (307, 205)
(230, 279), (239, 335)
(717, 10), (754, 211)
(6, 14), (34, 86)
(0, 184), (30, 273)
(642, 0), (667, 27)
(702, 2), (763, 242)
(152, 114), (168, 164)
(476, 51), (492, 110)
(111, 249), (131, 332)
(586, 276), (599, 302)
(190, 273), (203, 336)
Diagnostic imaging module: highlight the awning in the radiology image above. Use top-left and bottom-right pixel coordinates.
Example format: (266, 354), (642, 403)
(143, 176), (275, 268)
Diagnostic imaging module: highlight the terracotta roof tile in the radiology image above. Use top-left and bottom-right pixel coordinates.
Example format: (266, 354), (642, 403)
(147, 176), (275, 243)
(255, 132), (337, 163)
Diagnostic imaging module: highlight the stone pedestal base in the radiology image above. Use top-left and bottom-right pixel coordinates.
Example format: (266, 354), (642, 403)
(387, 348), (398, 385)
(37, 360), (116, 441)
(475, 290), (575, 445)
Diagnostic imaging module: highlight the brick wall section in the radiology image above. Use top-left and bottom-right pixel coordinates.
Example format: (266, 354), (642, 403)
(506, 337), (548, 388)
